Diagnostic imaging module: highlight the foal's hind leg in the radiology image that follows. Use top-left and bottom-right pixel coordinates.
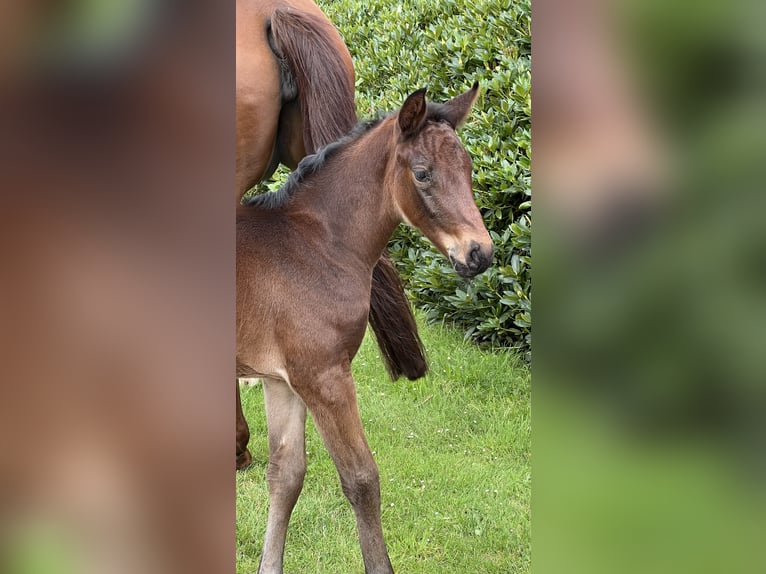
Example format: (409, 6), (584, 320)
(297, 366), (394, 574)
(258, 378), (307, 574)
(236, 381), (252, 470)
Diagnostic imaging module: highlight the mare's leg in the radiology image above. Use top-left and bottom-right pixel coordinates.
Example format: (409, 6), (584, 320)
(297, 366), (394, 574)
(236, 380), (252, 470)
(258, 378), (307, 574)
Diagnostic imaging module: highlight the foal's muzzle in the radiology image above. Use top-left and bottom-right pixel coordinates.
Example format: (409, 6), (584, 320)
(449, 240), (494, 278)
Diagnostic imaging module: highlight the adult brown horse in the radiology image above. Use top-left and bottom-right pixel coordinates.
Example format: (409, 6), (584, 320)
(237, 84), (491, 574)
(236, 0), (427, 469)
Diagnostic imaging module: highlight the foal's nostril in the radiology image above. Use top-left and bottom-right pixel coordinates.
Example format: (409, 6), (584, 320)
(467, 242), (482, 268)
(450, 242), (492, 278)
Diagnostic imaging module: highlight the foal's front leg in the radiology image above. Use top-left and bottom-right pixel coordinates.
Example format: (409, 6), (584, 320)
(258, 378), (307, 574)
(297, 365), (394, 574)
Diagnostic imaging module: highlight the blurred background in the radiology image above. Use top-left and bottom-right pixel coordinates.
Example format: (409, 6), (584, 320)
(534, 0), (766, 572)
(0, 1), (234, 573)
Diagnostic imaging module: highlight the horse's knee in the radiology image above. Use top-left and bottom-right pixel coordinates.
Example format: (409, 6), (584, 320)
(340, 463), (381, 508)
(267, 449), (306, 496)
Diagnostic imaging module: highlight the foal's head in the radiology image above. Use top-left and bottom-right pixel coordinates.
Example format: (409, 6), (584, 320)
(390, 84), (493, 278)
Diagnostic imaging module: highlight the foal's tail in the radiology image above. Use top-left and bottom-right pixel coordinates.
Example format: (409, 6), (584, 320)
(270, 7), (428, 380)
(270, 7), (356, 151)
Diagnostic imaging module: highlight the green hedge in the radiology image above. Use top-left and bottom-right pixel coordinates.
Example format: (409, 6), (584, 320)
(323, 0), (531, 354)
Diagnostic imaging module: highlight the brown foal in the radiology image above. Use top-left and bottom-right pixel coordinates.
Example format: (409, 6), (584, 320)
(237, 84), (492, 574)
(236, 0), (427, 468)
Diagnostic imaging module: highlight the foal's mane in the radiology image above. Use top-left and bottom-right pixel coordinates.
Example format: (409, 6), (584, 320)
(243, 102), (457, 210)
(244, 116), (383, 210)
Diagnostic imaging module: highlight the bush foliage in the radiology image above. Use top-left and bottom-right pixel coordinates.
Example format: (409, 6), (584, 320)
(323, 0), (531, 353)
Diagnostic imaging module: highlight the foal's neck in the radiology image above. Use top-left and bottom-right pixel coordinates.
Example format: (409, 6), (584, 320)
(289, 119), (400, 271)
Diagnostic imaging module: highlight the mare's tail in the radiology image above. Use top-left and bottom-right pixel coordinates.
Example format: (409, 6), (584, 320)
(369, 254), (428, 380)
(270, 7), (428, 380)
(270, 7), (356, 150)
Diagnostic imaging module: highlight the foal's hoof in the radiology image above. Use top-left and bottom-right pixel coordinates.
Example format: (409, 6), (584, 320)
(236, 449), (253, 471)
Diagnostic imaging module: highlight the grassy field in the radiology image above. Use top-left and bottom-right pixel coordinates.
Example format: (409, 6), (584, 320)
(236, 317), (530, 573)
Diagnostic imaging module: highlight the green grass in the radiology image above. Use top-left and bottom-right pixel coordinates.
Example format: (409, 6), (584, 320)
(236, 316), (530, 573)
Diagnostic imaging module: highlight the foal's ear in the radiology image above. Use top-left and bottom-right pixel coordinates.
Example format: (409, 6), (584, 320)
(398, 88), (428, 138)
(442, 82), (480, 129)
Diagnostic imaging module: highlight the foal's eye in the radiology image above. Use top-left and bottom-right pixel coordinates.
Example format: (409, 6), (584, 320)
(413, 168), (431, 183)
